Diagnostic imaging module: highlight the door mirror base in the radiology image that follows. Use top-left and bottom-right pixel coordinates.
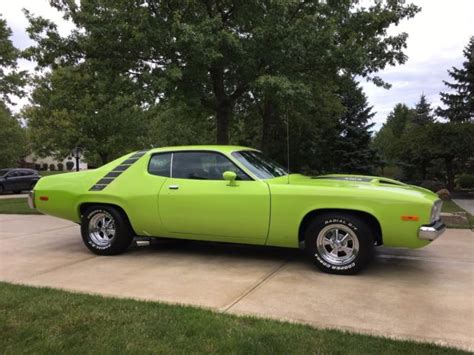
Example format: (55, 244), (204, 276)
(223, 171), (237, 186)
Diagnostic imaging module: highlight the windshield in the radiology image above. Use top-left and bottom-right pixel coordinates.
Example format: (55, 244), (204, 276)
(0, 169), (10, 177)
(232, 150), (288, 179)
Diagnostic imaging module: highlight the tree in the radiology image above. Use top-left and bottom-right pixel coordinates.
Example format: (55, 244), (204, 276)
(426, 122), (474, 190)
(373, 103), (414, 165)
(25, 0), (420, 151)
(0, 16), (27, 104)
(0, 103), (27, 168)
(437, 37), (474, 122)
(413, 94), (434, 126)
(24, 65), (150, 165)
(330, 76), (378, 174)
(0, 16), (28, 168)
(375, 97), (473, 188)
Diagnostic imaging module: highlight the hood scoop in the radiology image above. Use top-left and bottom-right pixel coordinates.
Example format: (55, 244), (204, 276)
(312, 175), (407, 187)
(312, 176), (373, 182)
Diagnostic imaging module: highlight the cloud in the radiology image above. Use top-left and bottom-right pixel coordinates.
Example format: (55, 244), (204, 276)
(361, 0), (473, 130)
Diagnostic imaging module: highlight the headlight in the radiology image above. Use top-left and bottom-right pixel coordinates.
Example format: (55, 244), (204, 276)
(430, 200), (442, 223)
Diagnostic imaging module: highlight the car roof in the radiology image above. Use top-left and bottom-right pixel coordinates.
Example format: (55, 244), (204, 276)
(0, 168), (37, 173)
(147, 145), (258, 154)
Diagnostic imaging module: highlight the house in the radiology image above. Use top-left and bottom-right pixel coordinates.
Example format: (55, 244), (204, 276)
(23, 153), (88, 171)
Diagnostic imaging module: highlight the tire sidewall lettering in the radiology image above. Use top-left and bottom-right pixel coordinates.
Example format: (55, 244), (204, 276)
(323, 218), (358, 231)
(314, 253), (356, 271)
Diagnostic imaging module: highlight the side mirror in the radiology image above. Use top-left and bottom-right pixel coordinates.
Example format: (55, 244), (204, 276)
(223, 171), (237, 186)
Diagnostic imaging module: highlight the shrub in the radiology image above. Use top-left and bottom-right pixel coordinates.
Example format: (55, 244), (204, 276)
(66, 161), (74, 171)
(34, 164), (41, 170)
(49, 164), (56, 171)
(57, 163), (64, 171)
(41, 163), (48, 171)
(436, 188), (451, 201)
(458, 174), (474, 189)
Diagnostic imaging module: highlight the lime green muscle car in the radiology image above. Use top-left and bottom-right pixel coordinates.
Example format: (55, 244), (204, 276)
(29, 145), (445, 274)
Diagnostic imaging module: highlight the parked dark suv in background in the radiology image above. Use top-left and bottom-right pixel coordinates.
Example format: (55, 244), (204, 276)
(0, 169), (41, 194)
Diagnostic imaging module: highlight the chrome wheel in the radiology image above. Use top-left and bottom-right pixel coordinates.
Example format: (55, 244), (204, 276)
(316, 224), (359, 265)
(88, 212), (116, 247)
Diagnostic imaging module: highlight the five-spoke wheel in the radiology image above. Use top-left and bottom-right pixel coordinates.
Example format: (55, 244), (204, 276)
(305, 213), (374, 275)
(81, 206), (133, 255)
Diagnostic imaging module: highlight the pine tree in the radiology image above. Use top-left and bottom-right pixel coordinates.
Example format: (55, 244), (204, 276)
(413, 94), (434, 125)
(437, 37), (474, 122)
(332, 76), (378, 174)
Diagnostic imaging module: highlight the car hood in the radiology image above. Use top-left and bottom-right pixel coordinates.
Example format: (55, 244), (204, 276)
(267, 173), (438, 201)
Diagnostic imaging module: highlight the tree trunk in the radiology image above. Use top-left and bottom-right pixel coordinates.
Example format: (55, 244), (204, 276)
(445, 157), (455, 191)
(210, 64), (231, 145)
(99, 152), (109, 166)
(261, 98), (277, 154)
(421, 160), (427, 180)
(216, 103), (231, 144)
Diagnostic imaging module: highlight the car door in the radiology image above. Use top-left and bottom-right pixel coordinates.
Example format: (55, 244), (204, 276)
(17, 170), (31, 191)
(5, 170), (21, 191)
(158, 151), (270, 243)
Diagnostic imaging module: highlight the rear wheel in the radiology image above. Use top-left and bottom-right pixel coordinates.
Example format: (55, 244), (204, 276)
(305, 212), (374, 275)
(0, 185), (4, 194)
(81, 206), (134, 255)
(13, 190), (22, 194)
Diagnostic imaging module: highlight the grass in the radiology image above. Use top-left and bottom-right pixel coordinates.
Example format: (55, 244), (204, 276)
(39, 170), (67, 176)
(0, 282), (467, 354)
(0, 198), (40, 214)
(441, 200), (474, 229)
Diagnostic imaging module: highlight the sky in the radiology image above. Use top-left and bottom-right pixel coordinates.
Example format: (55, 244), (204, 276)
(1, 0), (473, 129)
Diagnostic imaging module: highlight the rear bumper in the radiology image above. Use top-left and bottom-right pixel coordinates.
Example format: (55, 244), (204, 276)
(418, 220), (446, 241)
(27, 191), (35, 209)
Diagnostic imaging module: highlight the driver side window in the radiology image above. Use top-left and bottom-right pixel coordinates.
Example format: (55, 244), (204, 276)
(172, 152), (250, 180)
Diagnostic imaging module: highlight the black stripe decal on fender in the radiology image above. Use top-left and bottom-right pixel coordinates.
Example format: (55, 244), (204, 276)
(89, 150), (148, 191)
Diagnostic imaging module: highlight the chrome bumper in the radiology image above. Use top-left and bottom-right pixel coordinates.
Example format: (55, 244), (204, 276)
(27, 191), (35, 209)
(418, 220), (446, 241)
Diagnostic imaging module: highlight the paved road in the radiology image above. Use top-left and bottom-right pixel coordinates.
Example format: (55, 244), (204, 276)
(0, 214), (473, 351)
(454, 199), (474, 215)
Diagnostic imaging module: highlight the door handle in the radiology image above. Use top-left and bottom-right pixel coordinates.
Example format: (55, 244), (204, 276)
(168, 185), (179, 190)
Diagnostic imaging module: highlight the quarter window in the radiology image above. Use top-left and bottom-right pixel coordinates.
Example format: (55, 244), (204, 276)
(172, 152), (250, 180)
(148, 153), (172, 177)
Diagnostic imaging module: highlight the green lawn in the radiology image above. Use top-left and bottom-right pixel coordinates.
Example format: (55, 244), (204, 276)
(0, 282), (466, 354)
(0, 198), (40, 214)
(39, 170), (67, 176)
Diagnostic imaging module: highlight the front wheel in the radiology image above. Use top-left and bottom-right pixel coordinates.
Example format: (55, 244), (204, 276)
(81, 206), (134, 255)
(305, 213), (374, 275)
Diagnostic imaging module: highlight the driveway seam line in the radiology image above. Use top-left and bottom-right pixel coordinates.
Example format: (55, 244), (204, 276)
(0, 225), (77, 240)
(15, 255), (98, 282)
(221, 258), (290, 313)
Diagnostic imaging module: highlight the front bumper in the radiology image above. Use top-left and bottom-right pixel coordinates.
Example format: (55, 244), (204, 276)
(27, 191), (35, 209)
(418, 220), (446, 241)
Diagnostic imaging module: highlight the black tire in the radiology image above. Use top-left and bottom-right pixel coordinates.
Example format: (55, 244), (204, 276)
(0, 185), (3, 194)
(81, 205), (134, 255)
(305, 212), (374, 275)
(13, 190), (22, 194)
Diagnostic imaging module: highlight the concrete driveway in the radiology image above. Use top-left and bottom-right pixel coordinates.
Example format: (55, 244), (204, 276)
(1, 214), (473, 351)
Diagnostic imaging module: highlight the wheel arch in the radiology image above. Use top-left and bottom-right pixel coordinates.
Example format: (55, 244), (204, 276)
(79, 202), (136, 235)
(298, 208), (383, 246)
